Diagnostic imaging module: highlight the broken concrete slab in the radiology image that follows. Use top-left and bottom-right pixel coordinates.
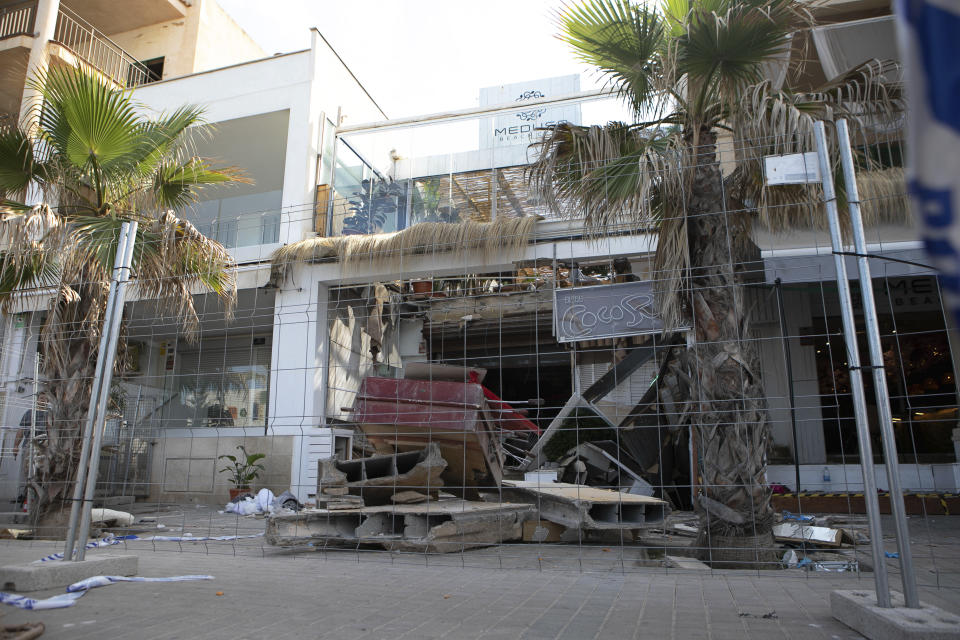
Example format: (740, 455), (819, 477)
(495, 481), (667, 530)
(0, 555), (138, 592)
(522, 520), (566, 542)
(266, 500), (533, 553)
(831, 589), (960, 639)
(390, 491), (430, 504)
(318, 443), (446, 506)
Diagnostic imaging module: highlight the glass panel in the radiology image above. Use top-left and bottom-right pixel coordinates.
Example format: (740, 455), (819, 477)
(183, 190), (282, 248)
(162, 341), (271, 429)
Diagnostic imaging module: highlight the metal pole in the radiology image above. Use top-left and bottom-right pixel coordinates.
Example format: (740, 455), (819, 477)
(75, 221), (138, 561)
(836, 119), (919, 608)
(28, 353), (38, 485)
(63, 222), (130, 560)
(814, 121), (892, 607)
(774, 279), (802, 496)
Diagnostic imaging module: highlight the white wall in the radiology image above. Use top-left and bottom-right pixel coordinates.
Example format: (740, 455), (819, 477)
(108, 0), (265, 80)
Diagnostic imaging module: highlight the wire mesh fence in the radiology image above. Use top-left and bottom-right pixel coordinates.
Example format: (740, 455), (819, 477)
(0, 107), (956, 609)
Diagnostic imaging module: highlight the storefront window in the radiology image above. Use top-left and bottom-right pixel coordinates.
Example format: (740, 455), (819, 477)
(163, 338), (271, 429)
(814, 276), (958, 463)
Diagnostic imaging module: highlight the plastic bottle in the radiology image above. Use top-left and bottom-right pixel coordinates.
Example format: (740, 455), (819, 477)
(822, 466), (831, 484)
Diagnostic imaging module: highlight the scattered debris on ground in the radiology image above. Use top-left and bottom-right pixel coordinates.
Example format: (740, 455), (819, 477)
(773, 522), (843, 547)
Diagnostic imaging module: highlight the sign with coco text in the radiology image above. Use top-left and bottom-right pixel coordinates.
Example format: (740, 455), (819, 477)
(554, 281), (663, 343)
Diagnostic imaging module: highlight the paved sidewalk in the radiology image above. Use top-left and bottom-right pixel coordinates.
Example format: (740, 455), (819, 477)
(0, 508), (956, 639)
(0, 542), (956, 640)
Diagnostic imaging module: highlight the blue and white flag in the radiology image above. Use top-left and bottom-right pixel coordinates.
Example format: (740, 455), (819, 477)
(895, 0), (960, 326)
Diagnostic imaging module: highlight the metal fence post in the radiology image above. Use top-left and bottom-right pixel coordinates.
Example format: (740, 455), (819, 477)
(814, 121), (892, 607)
(836, 119), (919, 608)
(74, 221), (138, 561)
(63, 221), (130, 561)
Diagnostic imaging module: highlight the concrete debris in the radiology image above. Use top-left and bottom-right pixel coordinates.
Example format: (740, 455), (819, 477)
(89, 509), (135, 528)
(831, 589), (960, 640)
(317, 495), (364, 510)
(496, 480), (667, 530)
(0, 529), (30, 540)
(773, 522), (843, 547)
(521, 520), (566, 542)
(318, 443), (446, 506)
(265, 500), (533, 553)
(390, 491), (430, 504)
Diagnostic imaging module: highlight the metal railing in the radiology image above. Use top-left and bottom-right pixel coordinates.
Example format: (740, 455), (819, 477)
(53, 5), (157, 87)
(0, 0), (36, 40)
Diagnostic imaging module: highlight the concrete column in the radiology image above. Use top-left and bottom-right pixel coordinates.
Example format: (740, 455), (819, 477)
(788, 290), (827, 464)
(18, 0), (60, 127)
(314, 283), (330, 425)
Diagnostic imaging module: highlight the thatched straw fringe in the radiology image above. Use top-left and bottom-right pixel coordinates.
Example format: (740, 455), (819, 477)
(754, 167), (909, 234)
(270, 216), (539, 283)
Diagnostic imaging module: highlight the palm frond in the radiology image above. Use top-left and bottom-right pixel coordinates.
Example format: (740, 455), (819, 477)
(558, 0), (670, 117)
(133, 211), (237, 338)
(733, 59), (904, 228)
(528, 121), (684, 231)
(679, 0), (810, 125)
(32, 67), (141, 208)
(0, 126), (43, 200)
(152, 158), (250, 210)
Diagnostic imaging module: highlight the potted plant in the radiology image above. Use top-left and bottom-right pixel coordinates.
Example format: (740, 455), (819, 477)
(342, 178), (406, 235)
(218, 445), (266, 500)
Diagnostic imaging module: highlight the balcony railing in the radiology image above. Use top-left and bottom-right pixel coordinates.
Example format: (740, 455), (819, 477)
(0, 0), (36, 40)
(0, 2), (157, 87)
(53, 5), (157, 87)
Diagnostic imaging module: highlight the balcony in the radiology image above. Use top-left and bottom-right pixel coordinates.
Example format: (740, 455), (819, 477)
(325, 88), (629, 237)
(52, 5), (158, 87)
(0, 1), (157, 114)
(61, 0), (186, 36)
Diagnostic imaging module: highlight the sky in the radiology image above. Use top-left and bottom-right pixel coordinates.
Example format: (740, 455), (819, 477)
(217, 0), (601, 119)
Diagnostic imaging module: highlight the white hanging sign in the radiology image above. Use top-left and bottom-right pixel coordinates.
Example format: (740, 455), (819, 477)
(764, 152), (822, 185)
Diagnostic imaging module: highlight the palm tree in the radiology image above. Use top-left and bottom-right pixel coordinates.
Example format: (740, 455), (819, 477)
(529, 0), (902, 563)
(0, 67), (244, 526)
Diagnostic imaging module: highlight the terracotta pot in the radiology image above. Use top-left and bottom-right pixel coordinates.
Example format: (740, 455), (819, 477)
(411, 280), (432, 295)
(229, 487), (252, 501)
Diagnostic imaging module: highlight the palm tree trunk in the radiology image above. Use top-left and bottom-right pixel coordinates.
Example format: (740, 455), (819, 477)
(680, 130), (774, 564)
(28, 282), (109, 534)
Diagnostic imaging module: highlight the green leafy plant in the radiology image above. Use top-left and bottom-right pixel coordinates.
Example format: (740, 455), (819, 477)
(217, 445), (266, 488)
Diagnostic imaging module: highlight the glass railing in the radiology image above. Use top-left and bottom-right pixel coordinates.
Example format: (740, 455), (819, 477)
(184, 190), (282, 249)
(326, 90), (629, 236)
